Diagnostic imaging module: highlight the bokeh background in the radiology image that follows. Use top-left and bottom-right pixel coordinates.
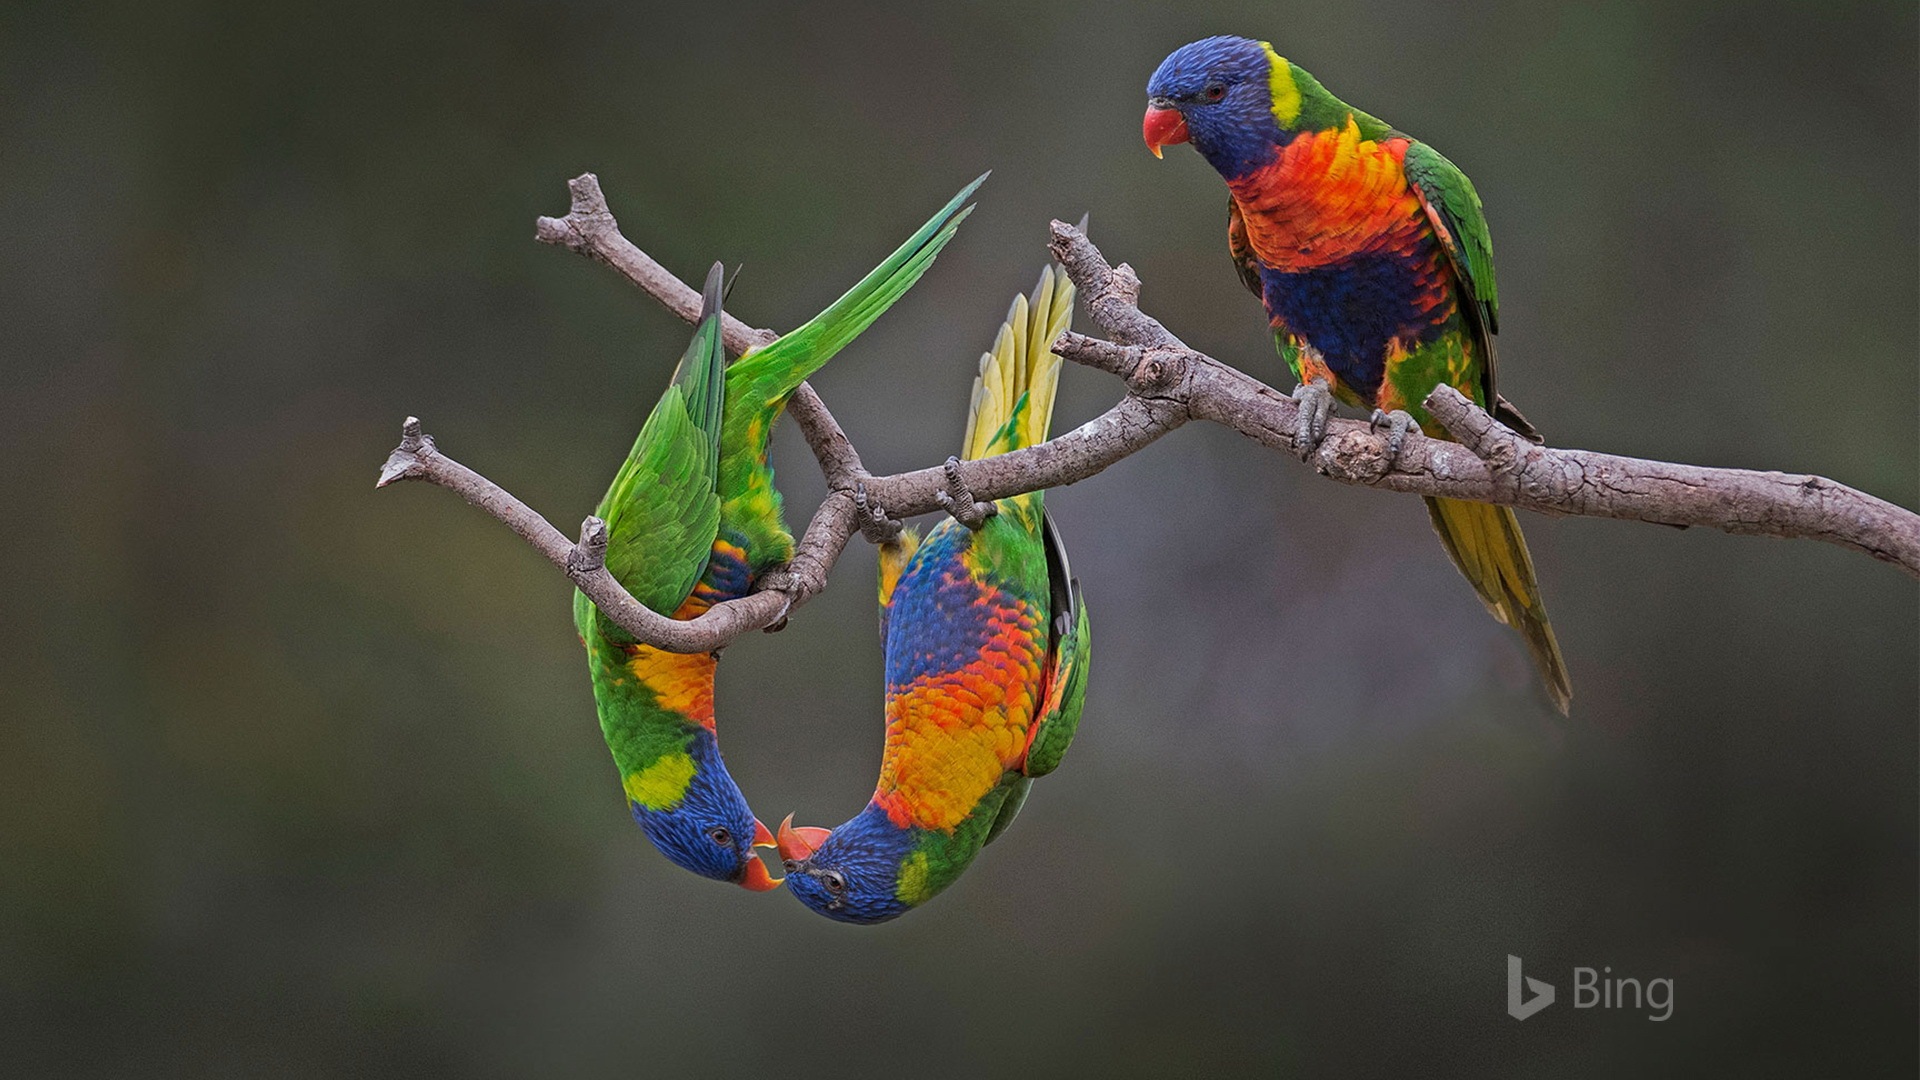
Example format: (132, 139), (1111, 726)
(4, 1), (1915, 1075)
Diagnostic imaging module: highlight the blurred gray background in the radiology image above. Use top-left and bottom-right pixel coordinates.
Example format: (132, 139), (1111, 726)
(4, 1), (1915, 1076)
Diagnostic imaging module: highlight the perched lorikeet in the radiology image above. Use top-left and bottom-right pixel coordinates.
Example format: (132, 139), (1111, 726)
(575, 177), (984, 889)
(777, 263), (1092, 924)
(1143, 36), (1572, 713)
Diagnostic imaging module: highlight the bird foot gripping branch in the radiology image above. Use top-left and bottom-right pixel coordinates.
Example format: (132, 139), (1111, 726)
(1368, 408), (1419, 465)
(1289, 380), (1334, 460)
(935, 455), (997, 530)
(851, 481), (904, 545)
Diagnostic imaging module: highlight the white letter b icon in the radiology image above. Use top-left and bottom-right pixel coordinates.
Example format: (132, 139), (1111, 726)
(1507, 955), (1555, 1020)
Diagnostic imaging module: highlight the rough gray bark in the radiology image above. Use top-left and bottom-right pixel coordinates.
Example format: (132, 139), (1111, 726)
(1044, 221), (1920, 571)
(376, 173), (1920, 654)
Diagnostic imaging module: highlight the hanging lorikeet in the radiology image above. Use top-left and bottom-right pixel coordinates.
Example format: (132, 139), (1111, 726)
(575, 176), (984, 889)
(1142, 36), (1572, 713)
(777, 263), (1092, 924)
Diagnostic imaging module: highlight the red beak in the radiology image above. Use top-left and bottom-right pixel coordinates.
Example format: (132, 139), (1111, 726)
(776, 813), (832, 865)
(736, 817), (784, 891)
(1143, 106), (1189, 158)
(738, 853), (783, 891)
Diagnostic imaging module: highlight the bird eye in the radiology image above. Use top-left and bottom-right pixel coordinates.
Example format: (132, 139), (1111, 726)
(707, 826), (733, 847)
(822, 871), (847, 894)
(1203, 81), (1227, 102)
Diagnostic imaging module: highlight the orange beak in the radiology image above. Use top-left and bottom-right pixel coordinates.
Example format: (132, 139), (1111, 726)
(738, 854), (783, 891)
(776, 813), (833, 865)
(1143, 106), (1189, 159)
(737, 817), (785, 891)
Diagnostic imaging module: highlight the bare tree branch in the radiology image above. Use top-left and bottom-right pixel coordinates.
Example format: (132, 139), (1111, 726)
(378, 174), (1920, 656)
(377, 417), (792, 652)
(1042, 220), (1920, 574)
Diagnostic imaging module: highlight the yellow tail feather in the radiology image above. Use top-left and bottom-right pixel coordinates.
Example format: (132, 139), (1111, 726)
(963, 264), (1074, 459)
(1424, 496), (1573, 714)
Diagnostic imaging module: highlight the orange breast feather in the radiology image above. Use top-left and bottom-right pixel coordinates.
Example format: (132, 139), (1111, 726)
(871, 595), (1045, 831)
(1226, 118), (1427, 272)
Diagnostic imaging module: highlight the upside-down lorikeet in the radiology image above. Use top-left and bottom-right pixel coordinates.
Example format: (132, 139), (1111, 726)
(1143, 36), (1572, 713)
(777, 263), (1092, 924)
(574, 177), (984, 889)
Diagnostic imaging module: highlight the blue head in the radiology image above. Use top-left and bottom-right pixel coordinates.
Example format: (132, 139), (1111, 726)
(1144, 36), (1286, 177)
(630, 729), (782, 891)
(777, 804), (920, 925)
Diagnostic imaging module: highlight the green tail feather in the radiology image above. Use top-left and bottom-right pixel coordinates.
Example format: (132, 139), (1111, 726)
(716, 174), (986, 569)
(1424, 496), (1572, 714)
(722, 173), (986, 455)
(677, 263), (727, 483)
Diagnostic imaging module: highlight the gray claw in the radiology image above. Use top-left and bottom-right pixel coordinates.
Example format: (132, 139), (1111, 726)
(1369, 408), (1418, 465)
(852, 481), (902, 545)
(1291, 378), (1333, 458)
(936, 456), (997, 531)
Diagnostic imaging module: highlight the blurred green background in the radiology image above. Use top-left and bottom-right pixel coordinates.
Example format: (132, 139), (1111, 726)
(4, 1), (1914, 1075)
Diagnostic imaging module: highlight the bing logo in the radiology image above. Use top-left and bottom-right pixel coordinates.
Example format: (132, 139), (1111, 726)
(1506, 955), (1555, 1020)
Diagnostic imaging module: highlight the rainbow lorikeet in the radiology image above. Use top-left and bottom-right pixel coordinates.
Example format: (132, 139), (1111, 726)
(1142, 36), (1572, 713)
(776, 264), (1092, 923)
(575, 177), (983, 889)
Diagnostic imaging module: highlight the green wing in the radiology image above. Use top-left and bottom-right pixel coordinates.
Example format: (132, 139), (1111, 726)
(575, 265), (728, 639)
(716, 174), (986, 568)
(1403, 140), (1542, 440)
(1021, 515), (1090, 779)
(1403, 140), (1498, 333)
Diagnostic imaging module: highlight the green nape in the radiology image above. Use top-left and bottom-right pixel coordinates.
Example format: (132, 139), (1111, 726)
(1268, 49), (1393, 139)
(583, 634), (702, 792)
